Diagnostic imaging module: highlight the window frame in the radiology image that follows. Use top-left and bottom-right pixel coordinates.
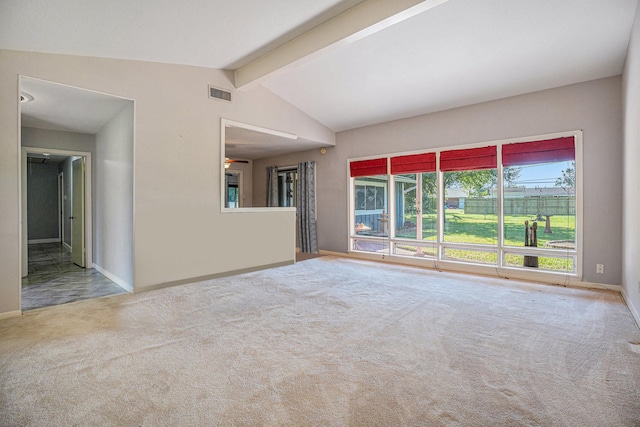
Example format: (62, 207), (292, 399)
(354, 178), (388, 215)
(347, 131), (583, 280)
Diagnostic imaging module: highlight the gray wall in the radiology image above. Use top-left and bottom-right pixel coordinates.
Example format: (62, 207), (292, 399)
(257, 76), (623, 286)
(26, 162), (59, 241)
(95, 103), (134, 288)
(622, 5), (640, 321)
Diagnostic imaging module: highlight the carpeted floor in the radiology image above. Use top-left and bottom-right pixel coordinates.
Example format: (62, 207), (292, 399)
(1, 256), (639, 426)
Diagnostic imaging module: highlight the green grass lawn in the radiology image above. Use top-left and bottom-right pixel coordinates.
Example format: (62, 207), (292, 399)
(394, 209), (575, 271)
(399, 209), (575, 245)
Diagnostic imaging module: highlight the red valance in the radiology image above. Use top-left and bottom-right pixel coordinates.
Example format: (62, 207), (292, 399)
(350, 158), (388, 177)
(502, 136), (575, 166)
(390, 153), (436, 174)
(440, 146), (497, 172)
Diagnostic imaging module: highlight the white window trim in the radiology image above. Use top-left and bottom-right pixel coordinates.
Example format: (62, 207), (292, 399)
(220, 118), (297, 214)
(354, 179), (388, 215)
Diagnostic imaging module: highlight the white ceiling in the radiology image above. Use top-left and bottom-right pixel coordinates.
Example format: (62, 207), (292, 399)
(264, 0), (638, 131)
(3, 0), (639, 154)
(0, 0), (362, 70)
(20, 77), (131, 134)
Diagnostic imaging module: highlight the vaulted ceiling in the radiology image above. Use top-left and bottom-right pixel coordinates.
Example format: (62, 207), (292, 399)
(2, 0), (638, 134)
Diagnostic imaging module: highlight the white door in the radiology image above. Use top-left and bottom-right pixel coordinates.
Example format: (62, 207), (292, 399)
(71, 158), (85, 267)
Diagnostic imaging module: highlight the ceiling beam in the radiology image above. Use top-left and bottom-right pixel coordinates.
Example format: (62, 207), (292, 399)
(234, 0), (450, 88)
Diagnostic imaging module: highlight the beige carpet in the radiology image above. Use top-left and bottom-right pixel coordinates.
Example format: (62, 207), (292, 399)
(1, 256), (639, 426)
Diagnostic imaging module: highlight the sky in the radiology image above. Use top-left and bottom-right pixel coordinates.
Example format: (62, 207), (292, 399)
(508, 161), (573, 188)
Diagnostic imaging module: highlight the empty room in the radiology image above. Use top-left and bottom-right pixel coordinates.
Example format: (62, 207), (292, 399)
(1, 0), (640, 425)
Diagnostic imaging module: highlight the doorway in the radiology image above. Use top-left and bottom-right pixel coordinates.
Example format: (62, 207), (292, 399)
(20, 148), (125, 310)
(278, 168), (298, 208)
(21, 148), (93, 275)
(225, 170), (243, 208)
(18, 76), (135, 311)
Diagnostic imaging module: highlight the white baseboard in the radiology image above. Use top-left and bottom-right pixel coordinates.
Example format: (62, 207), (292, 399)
(573, 280), (622, 292)
(28, 238), (60, 244)
(319, 250), (346, 257)
(62, 242), (71, 251)
(93, 264), (133, 293)
(318, 250), (622, 293)
(622, 288), (640, 329)
(0, 310), (22, 320)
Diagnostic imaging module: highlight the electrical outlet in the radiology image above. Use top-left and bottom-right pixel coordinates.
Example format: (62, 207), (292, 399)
(596, 264), (604, 274)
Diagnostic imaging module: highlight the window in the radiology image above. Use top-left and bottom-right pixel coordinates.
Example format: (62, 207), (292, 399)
(390, 153), (438, 257)
(354, 176), (388, 231)
(441, 146), (498, 263)
(394, 173), (418, 239)
(356, 179), (387, 211)
(227, 185), (239, 208)
(501, 137), (576, 272)
(278, 169), (297, 208)
(443, 169), (498, 244)
(352, 175), (389, 254)
(351, 158), (389, 253)
(421, 173), (438, 242)
(392, 172), (438, 257)
(348, 133), (580, 277)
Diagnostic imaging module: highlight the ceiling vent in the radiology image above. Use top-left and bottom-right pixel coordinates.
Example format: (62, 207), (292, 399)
(209, 86), (232, 102)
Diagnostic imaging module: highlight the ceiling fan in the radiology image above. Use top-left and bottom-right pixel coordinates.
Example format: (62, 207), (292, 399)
(224, 157), (249, 169)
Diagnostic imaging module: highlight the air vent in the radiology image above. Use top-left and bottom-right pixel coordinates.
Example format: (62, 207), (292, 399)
(209, 86), (232, 102)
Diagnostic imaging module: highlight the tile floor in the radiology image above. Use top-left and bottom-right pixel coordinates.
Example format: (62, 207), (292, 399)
(22, 243), (127, 311)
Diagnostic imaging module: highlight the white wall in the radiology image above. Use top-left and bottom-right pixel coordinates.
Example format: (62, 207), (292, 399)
(22, 127), (96, 153)
(622, 4), (640, 323)
(258, 77), (624, 286)
(95, 102), (134, 289)
(0, 49), (334, 315)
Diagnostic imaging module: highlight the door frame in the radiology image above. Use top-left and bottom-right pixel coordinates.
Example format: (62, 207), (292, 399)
(21, 147), (93, 277)
(58, 171), (65, 247)
(71, 157), (86, 267)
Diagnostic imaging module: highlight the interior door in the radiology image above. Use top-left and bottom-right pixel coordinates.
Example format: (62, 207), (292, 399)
(71, 158), (85, 267)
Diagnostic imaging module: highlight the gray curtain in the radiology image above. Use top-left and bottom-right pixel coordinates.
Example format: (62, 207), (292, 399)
(266, 166), (279, 207)
(297, 161), (318, 253)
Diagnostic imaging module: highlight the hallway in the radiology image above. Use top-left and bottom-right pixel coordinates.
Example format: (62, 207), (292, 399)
(22, 243), (127, 311)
